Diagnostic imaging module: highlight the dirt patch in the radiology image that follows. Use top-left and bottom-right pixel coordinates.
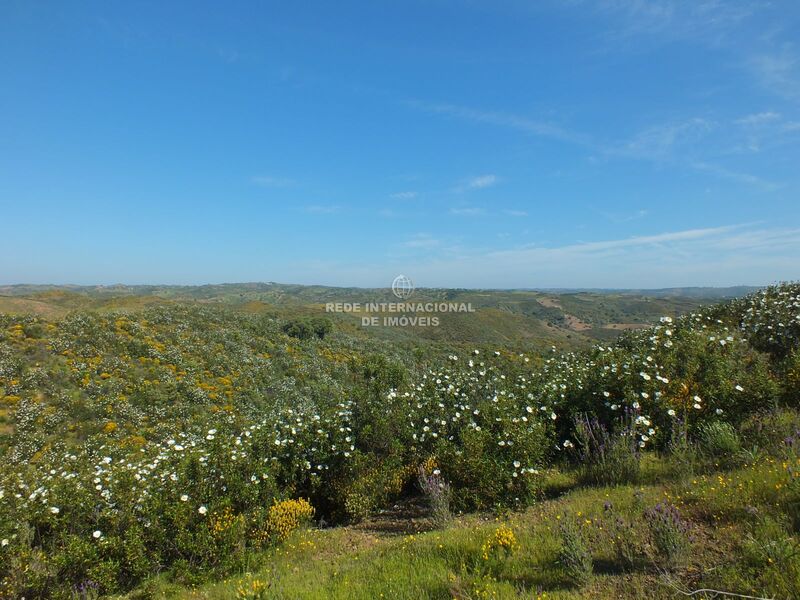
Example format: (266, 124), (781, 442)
(536, 297), (562, 309)
(352, 496), (435, 536)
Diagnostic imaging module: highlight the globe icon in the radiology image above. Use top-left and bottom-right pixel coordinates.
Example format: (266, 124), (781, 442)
(391, 274), (414, 299)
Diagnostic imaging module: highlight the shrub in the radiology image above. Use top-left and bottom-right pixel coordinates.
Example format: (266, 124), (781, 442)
(740, 408), (800, 456)
(574, 415), (640, 486)
(557, 516), (593, 587)
(665, 418), (698, 479)
(417, 464), (452, 527)
(281, 317), (333, 340)
(603, 502), (645, 571)
(236, 576), (270, 600)
(266, 498), (315, 542)
(696, 421), (741, 466)
(481, 524), (518, 562)
(644, 503), (691, 568)
(741, 516), (800, 599)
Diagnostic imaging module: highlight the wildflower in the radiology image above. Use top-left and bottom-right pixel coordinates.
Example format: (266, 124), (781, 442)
(198, 506), (208, 515)
(50, 507), (60, 514)
(1, 539), (8, 547)
(93, 530), (102, 539)
(668, 409), (676, 416)
(180, 494), (189, 502)
(735, 385), (744, 392)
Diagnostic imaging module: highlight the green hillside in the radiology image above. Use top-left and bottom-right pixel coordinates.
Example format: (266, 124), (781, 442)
(0, 283), (798, 599)
(0, 283), (733, 349)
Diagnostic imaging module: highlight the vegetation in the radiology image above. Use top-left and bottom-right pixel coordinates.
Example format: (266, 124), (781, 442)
(0, 282), (798, 598)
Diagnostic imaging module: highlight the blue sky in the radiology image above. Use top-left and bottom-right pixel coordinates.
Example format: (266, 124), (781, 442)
(1, 1), (799, 288)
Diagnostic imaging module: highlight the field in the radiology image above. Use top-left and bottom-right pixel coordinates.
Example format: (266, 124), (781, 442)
(0, 283), (798, 599)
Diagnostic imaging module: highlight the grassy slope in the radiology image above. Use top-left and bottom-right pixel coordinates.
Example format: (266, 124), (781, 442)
(122, 455), (798, 600)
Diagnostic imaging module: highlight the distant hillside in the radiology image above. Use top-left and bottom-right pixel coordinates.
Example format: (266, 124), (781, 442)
(0, 282), (756, 349)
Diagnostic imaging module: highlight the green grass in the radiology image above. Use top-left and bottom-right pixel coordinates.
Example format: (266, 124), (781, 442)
(118, 454), (800, 600)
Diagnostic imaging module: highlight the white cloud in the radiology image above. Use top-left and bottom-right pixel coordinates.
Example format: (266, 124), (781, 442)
(304, 205), (340, 214)
(616, 118), (714, 160)
(747, 49), (800, 99)
(450, 207), (486, 216)
(504, 209), (529, 217)
(390, 191), (418, 199)
(252, 175), (296, 188)
(467, 175), (497, 189)
(452, 174), (500, 193)
(408, 99), (591, 146)
(403, 234), (441, 249)
(735, 111), (781, 126)
(398, 223), (800, 288)
(691, 161), (777, 190)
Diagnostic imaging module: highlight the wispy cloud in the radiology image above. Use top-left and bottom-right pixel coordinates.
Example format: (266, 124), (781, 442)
(406, 99), (592, 147)
(747, 48), (800, 99)
(409, 97), (781, 189)
(252, 175), (296, 188)
(466, 175), (498, 190)
(450, 207), (486, 216)
(403, 233), (441, 249)
(504, 209), (529, 217)
(390, 191), (418, 199)
(614, 118), (714, 160)
(396, 223), (800, 288)
(735, 111), (781, 126)
(691, 161), (778, 190)
(452, 174), (500, 193)
(576, 0), (761, 44)
(304, 204), (340, 214)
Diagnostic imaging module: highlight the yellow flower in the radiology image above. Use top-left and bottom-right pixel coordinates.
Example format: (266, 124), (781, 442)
(265, 498), (315, 542)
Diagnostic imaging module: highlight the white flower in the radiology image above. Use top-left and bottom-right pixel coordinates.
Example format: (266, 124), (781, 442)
(198, 506), (208, 515)
(1, 539), (7, 547)
(513, 461), (521, 468)
(180, 494), (189, 502)
(50, 507), (60, 514)
(693, 403), (702, 410)
(735, 385), (744, 392)
(715, 408), (724, 415)
(93, 530), (102, 539)
(563, 439), (574, 449)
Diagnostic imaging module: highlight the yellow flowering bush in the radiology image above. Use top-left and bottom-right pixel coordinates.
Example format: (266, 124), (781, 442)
(236, 576), (269, 600)
(481, 524), (518, 561)
(266, 498), (315, 541)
